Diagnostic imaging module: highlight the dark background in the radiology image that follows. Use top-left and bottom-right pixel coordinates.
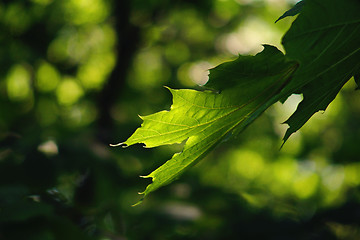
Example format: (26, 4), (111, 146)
(1, 0), (360, 239)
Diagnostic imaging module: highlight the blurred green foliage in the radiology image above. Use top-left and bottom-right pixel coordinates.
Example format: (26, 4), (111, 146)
(0, 0), (359, 239)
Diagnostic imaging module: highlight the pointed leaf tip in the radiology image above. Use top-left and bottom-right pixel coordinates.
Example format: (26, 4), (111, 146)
(275, 0), (305, 23)
(132, 198), (144, 207)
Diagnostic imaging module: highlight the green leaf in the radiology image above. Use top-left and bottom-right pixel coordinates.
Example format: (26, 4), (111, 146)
(281, 0), (360, 142)
(120, 0), (360, 203)
(119, 46), (298, 203)
(275, 0), (305, 23)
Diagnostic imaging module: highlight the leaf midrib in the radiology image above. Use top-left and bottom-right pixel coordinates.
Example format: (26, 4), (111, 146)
(129, 74), (290, 144)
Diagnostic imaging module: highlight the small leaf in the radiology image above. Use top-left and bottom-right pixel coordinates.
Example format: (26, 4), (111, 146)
(275, 0), (305, 23)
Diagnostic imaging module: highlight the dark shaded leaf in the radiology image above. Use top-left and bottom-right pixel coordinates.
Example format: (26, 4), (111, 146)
(275, 0), (305, 23)
(281, 0), (360, 142)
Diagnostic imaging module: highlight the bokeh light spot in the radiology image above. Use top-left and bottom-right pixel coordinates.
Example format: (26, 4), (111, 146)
(293, 173), (319, 199)
(6, 65), (32, 101)
(78, 53), (115, 90)
(344, 163), (360, 186)
(321, 166), (345, 192)
(56, 77), (84, 106)
(63, 0), (109, 25)
(130, 49), (170, 89)
(61, 101), (97, 127)
(231, 150), (265, 180)
(273, 157), (297, 184)
(35, 61), (61, 92)
(188, 61), (213, 86)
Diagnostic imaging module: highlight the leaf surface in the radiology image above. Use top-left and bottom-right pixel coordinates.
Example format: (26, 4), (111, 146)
(281, 0), (360, 142)
(120, 46), (297, 203)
